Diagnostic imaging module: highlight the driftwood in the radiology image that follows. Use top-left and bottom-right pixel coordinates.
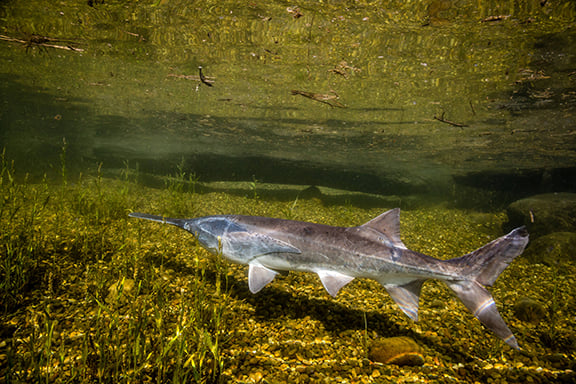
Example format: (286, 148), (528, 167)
(291, 90), (346, 108)
(433, 112), (468, 128)
(328, 61), (361, 79)
(167, 67), (215, 86)
(198, 66), (214, 87)
(0, 34), (83, 52)
(481, 15), (511, 22)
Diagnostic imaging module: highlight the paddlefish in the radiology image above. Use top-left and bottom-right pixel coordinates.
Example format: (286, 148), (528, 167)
(129, 209), (528, 349)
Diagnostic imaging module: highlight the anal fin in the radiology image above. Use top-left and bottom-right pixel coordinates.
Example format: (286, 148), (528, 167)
(383, 280), (424, 321)
(248, 263), (278, 294)
(317, 270), (354, 297)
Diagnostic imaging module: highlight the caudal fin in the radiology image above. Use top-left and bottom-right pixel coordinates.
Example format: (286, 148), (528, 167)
(446, 227), (529, 349)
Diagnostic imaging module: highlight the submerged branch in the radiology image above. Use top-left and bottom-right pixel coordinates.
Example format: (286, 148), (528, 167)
(198, 66), (214, 87)
(291, 90), (346, 108)
(0, 34), (83, 52)
(433, 112), (468, 128)
(167, 70), (215, 86)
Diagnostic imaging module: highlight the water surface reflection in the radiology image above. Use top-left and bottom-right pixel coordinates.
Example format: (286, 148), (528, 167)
(1, 0), (575, 205)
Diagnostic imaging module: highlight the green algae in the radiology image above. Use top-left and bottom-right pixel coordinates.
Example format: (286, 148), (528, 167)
(0, 156), (575, 383)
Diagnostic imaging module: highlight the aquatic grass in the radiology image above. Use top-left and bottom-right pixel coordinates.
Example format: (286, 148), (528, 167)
(0, 156), (230, 382)
(160, 157), (201, 218)
(59, 138), (68, 187)
(538, 260), (574, 351)
(6, 302), (60, 383)
(168, 243), (230, 384)
(281, 195), (301, 221)
(0, 152), (50, 312)
(121, 159), (140, 186)
(165, 157), (188, 195)
(249, 175), (260, 200)
(547, 262), (561, 342)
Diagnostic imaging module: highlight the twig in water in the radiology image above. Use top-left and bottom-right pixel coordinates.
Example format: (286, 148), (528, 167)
(291, 90), (346, 108)
(469, 100), (476, 116)
(433, 112), (468, 128)
(0, 34), (83, 52)
(198, 66), (214, 87)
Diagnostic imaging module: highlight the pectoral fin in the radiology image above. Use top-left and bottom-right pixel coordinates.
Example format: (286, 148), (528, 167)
(383, 280), (424, 321)
(248, 263), (279, 293)
(317, 270), (355, 297)
(222, 232), (301, 260)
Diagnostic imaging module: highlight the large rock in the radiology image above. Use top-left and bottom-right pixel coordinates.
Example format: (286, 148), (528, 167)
(505, 193), (576, 238)
(521, 232), (576, 265)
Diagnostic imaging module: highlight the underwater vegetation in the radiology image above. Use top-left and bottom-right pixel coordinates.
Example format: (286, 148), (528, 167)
(0, 152), (575, 383)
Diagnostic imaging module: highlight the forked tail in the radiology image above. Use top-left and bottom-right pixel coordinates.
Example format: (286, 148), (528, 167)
(445, 226), (529, 349)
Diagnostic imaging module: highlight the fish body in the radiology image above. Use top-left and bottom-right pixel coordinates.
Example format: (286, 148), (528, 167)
(129, 209), (529, 349)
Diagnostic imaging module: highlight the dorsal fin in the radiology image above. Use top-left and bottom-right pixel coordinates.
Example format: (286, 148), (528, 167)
(356, 208), (407, 249)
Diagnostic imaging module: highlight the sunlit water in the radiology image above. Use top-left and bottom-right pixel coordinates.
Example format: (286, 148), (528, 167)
(1, 0), (575, 206)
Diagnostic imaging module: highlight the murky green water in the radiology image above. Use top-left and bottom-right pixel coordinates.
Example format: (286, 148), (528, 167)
(1, 0), (575, 204)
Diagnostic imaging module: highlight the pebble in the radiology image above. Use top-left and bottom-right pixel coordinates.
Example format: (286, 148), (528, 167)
(106, 278), (136, 304)
(248, 371), (263, 383)
(368, 336), (424, 366)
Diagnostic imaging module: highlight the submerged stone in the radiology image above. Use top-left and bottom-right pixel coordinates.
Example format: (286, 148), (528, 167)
(514, 297), (546, 323)
(505, 193), (576, 238)
(544, 353), (574, 370)
(369, 336), (424, 366)
(522, 232), (576, 265)
(106, 278), (136, 304)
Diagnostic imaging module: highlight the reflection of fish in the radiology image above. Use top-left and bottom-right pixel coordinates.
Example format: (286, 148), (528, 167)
(129, 209), (529, 349)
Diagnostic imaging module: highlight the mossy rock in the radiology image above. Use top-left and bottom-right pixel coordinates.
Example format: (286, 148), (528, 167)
(514, 297), (546, 323)
(505, 193), (576, 238)
(522, 232), (576, 265)
(369, 336), (424, 366)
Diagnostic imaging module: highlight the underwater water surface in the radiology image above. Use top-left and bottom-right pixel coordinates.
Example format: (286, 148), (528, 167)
(1, 0), (575, 205)
(1, 0), (576, 383)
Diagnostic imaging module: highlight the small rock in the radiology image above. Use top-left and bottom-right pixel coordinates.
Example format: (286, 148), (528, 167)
(369, 336), (424, 366)
(299, 185), (323, 199)
(544, 353), (573, 370)
(429, 299), (445, 309)
(248, 371), (263, 383)
(514, 297), (546, 323)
